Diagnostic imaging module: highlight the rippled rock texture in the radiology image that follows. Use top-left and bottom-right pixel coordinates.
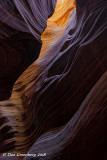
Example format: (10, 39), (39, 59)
(0, 0), (57, 100)
(0, 0), (107, 160)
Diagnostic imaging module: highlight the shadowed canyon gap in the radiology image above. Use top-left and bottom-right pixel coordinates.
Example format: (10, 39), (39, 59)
(0, 0), (107, 160)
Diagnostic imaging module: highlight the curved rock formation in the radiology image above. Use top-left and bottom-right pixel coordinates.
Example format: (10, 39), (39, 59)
(0, 0), (107, 159)
(0, 0), (57, 100)
(24, 72), (107, 160)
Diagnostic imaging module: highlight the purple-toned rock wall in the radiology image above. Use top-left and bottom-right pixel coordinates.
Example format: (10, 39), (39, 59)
(0, 0), (107, 160)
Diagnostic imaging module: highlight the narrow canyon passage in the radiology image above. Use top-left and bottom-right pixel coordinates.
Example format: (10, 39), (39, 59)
(0, 0), (107, 160)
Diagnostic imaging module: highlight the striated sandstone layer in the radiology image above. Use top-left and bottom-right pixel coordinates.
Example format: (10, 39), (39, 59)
(0, 0), (107, 160)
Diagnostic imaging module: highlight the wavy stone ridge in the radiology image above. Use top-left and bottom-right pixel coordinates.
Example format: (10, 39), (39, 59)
(0, 0), (107, 160)
(0, 0), (57, 100)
